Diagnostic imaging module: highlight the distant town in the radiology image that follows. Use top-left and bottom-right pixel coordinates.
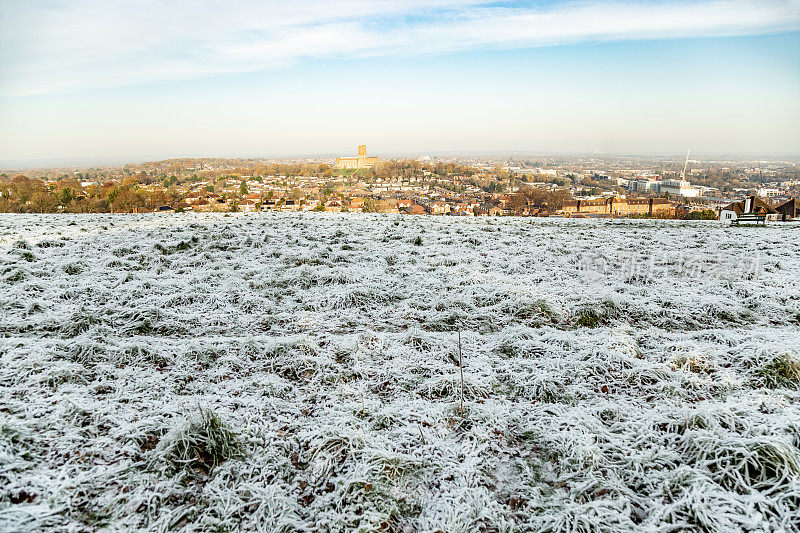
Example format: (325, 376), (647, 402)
(1, 146), (799, 221)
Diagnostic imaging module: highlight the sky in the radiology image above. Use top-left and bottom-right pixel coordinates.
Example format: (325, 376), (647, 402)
(1, 0), (799, 163)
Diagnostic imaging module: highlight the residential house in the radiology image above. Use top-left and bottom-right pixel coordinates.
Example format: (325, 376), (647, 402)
(184, 194), (202, 205)
(427, 201), (450, 215)
(452, 203), (474, 216)
(719, 196), (780, 222)
(239, 200), (258, 212)
(384, 199), (401, 214)
(348, 197), (365, 213)
(280, 200), (300, 212)
(776, 198), (799, 221)
(325, 199), (343, 212)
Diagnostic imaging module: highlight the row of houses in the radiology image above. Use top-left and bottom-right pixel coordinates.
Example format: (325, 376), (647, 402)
(719, 196), (799, 222)
(239, 195), (352, 213)
(561, 197), (675, 218)
(184, 189), (800, 222)
(237, 194), (517, 217)
(560, 194), (800, 222)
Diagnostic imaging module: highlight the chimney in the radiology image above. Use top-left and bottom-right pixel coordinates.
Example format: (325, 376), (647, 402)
(744, 196), (754, 213)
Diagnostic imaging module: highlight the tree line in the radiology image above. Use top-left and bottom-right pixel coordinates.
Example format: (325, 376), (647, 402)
(0, 176), (181, 213)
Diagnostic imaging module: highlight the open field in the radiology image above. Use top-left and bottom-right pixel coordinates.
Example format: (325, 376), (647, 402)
(1, 214), (799, 532)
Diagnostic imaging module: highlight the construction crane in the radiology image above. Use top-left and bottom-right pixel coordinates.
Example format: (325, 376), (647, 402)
(680, 148), (691, 180)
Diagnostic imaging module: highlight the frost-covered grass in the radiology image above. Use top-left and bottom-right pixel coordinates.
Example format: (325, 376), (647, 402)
(1, 213), (799, 531)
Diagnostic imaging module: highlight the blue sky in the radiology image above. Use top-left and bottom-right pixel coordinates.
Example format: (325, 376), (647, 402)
(1, 0), (799, 162)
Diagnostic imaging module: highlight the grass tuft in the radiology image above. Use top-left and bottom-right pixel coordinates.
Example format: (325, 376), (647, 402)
(572, 300), (620, 328)
(156, 409), (244, 475)
(63, 263), (82, 275)
(758, 353), (800, 389)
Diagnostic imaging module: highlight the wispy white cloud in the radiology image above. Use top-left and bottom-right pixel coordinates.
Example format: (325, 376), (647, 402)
(1, 0), (798, 96)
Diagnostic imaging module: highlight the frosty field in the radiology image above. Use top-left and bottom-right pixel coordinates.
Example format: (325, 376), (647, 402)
(1, 213), (799, 532)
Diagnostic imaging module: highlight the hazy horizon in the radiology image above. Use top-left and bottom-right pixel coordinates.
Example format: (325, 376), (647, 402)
(4, 149), (800, 172)
(1, 1), (799, 161)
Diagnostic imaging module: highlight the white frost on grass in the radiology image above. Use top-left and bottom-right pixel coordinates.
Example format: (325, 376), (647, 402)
(1, 213), (799, 531)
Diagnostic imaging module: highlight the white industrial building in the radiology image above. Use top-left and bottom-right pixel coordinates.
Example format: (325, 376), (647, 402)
(659, 179), (700, 198)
